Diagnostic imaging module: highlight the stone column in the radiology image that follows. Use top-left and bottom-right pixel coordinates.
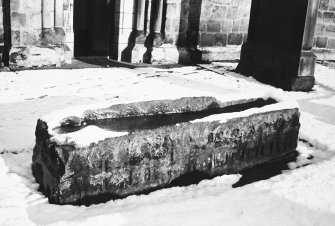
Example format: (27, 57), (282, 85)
(143, 0), (180, 64)
(63, 0), (74, 58)
(146, 0), (152, 34)
(137, 0), (146, 32)
(130, 0), (148, 63)
(295, 0), (320, 90)
(42, 0), (55, 29)
(54, 0), (63, 28)
(150, 0), (164, 47)
(41, 0), (55, 45)
(135, 0), (147, 43)
(54, 0), (66, 44)
(237, 0), (319, 91)
(55, 0), (71, 64)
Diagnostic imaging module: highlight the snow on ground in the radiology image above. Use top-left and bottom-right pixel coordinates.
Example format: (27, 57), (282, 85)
(1, 64), (335, 225)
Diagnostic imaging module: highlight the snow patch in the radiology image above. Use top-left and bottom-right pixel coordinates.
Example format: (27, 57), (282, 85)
(51, 126), (128, 148)
(192, 91), (299, 123)
(299, 112), (335, 151)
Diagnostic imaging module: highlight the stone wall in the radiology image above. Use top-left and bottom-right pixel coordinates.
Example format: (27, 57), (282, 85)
(3, 0), (331, 66)
(6, 0), (73, 67)
(164, 0), (251, 60)
(313, 0), (335, 60)
(11, 0), (44, 46)
(9, 0), (73, 48)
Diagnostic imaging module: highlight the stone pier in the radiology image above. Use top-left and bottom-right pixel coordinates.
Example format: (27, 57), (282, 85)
(128, 0), (147, 63)
(143, 0), (181, 64)
(237, 0), (320, 91)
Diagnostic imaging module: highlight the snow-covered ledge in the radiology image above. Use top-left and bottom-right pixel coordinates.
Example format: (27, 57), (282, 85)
(32, 92), (300, 205)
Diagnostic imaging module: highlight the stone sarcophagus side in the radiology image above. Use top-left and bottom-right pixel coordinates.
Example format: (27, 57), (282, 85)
(32, 96), (300, 205)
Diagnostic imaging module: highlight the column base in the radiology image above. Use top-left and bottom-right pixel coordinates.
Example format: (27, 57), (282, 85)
(294, 51), (316, 91)
(144, 44), (179, 64)
(129, 44), (147, 63)
(291, 76), (315, 91)
(298, 51), (316, 77)
(141, 45), (202, 65)
(237, 43), (315, 91)
(178, 47), (203, 65)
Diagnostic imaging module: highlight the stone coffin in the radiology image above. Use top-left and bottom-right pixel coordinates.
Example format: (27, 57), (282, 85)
(32, 96), (300, 205)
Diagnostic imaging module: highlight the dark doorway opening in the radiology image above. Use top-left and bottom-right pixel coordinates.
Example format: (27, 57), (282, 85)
(73, 0), (114, 57)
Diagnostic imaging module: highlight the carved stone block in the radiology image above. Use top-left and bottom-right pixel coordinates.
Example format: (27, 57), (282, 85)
(32, 96), (300, 205)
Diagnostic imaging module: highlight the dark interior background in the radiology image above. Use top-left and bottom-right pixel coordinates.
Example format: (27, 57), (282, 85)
(74, 0), (114, 57)
(249, 0), (308, 54)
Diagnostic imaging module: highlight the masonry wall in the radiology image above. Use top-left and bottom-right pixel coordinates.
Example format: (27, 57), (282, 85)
(313, 0), (335, 59)
(315, 0), (335, 49)
(11, 0), (42, 46)
(164, 0), (250, 50)
(9, 0), (73, 50)
(3, 0), (331, 65)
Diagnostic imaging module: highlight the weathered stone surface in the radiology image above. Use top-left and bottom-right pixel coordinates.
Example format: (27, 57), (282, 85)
(313, 0), (335, 54)
(207, 20), (221, 32)
(313, 47), (335, 60)
(161, 0), (251, 56)
(315, 36), (328, 48)
(9, 45), (72, 68)
(145, 44), (179, 64)
(200, 33), (215, 47)
(214, 33), (228, 46)
(200, 46), (241, 61)
(319, 0), (330, 10)
(327, 37), (335, 48)
(227, 33), (243, 45)
(32, 97), (300, 205)
(61, 96), (258, 128)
